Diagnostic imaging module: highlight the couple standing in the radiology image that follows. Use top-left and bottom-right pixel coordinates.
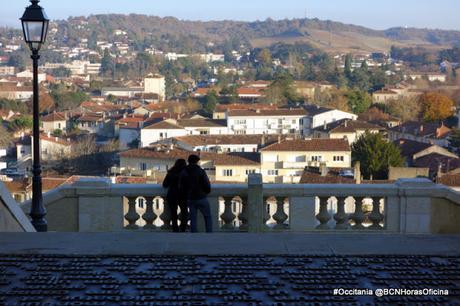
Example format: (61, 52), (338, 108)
(162, 154), (213, 233)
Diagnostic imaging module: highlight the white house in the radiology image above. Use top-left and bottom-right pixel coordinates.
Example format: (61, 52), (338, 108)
(260, 138), (352, 183)
(101, 87), (144, 98)
(40, 112), (67, 134)
(226, 106), (357, 136)
(140, 119), (229, 147)
(144, 74), (166, 101)
(16, 70), (46, 83)
(227, 109), (308, 135)
(303, 105), (358, 134)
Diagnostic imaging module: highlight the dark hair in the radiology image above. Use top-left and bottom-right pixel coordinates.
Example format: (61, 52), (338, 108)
(188, 154), (200, 165)
(169, 159), (186, 173)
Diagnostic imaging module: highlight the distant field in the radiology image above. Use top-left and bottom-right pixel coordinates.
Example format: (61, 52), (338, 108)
(251, 29), (449, 53)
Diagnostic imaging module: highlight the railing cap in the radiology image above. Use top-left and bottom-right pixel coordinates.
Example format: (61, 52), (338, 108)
(396, 178), (435, 188)
(72, 178), (111, 188)
(248, 173), (263, 186)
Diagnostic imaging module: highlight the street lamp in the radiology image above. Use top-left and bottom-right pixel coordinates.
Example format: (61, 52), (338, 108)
(20, 0), (49, 232)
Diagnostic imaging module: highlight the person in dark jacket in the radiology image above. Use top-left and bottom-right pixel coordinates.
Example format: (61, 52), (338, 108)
(162, 159), (188, 232)
(179, 154), (212, 233)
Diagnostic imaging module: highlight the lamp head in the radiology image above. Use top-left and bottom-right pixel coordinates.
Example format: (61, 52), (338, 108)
(20, 0), (50, 51)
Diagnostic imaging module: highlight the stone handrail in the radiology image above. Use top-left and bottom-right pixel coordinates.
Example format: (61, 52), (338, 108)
(20, 176), (460, 234)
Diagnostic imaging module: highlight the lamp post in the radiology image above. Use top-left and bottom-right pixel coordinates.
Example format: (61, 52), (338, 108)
(20, 0), (49, 232)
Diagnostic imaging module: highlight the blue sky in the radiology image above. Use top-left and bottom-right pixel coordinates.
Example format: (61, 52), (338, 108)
(2, 0), (459, 30)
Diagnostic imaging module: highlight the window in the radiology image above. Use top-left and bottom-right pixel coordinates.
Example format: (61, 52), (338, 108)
(311, 156), (322, 162)
(235, 130), (246, 135)
(292, 120), (296, 124)
(235, 119), (246, 125)
(268, 170), (279, 176)
(222, 169), (233, 177)
(58, 123), (61, 129)
(300, 119), (304, 125)
(200, 130), (209, 135)
(334, 156), (345, 162)
(246, 169), (256, 175)
(139, 163), (147, 171)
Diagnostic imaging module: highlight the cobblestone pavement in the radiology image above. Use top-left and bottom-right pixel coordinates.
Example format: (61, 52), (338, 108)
(0, 255), (458, 305)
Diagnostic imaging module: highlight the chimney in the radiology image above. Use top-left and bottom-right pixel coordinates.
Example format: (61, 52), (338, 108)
(344, 120), (348, 128)
(320, 163), (328, 177)
(256, 109), (261, 114)
(419, 124), (424, 133)
(354, 161), (361, 184)
(261, 134), (266, 146)
(47, 131), (51, 138)
(278, 135), (281, 144)
(323, 121), (327, 130)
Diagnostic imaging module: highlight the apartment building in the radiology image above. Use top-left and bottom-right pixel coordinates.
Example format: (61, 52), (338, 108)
(260, 139), (351, 183)
(140, 119), (228, 147)
(165, 134), (283, 153)
(227, 109), (308, 135)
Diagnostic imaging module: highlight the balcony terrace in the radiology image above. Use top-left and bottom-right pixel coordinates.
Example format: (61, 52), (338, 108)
(1, 175), (460, 304)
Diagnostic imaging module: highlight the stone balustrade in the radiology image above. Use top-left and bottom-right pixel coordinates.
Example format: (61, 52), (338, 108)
(19, 175), (460, 234)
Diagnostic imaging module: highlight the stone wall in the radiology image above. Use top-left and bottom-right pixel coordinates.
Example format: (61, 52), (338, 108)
(0, 182), (35, 232)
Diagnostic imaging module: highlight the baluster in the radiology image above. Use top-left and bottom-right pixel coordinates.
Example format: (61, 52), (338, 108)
(334, 196), (349, 230)
(369, 197), (384, 229)
(221, 196), (236, 230)
(142, 196), (157, 230)
(263, 197), (271, 228)
(351, 197), (365, 229)
(238, 197), (248, 231)
(124, 196), (140, 230)
(178, 205), (189, 231)
(316, 197), (331, 230)
(160, 198), (171, 230)
(273, 197), (288, 229)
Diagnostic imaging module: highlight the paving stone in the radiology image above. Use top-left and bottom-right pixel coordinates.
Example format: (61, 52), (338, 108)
(0, 255), (458, 305)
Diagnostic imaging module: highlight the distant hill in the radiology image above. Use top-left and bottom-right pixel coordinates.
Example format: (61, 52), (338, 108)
(47, 15), (460, 53)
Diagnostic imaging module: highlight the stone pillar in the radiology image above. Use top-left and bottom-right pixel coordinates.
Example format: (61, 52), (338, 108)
(76, 179), (124, 232)
(289, 196), (316, 231)
(396, 178), (435, 234)
(247, 173), (264, 233)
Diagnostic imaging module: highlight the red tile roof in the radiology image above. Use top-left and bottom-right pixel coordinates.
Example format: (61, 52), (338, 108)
(237, 87), (264, 96)
(40, 134), (73, 146)
(261, 139), (350, 152)
(214, 103), (278, 113)
(119, 148), (260, 166)
(41, 112), (66, 122)
(228, 109), (307, 117)
(438, 174), (460, 187)
(414, 153), (460, 174)
(144, 120), (184, 130)
(174, 134), (282, 147)
(390, 121), (452, 139)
